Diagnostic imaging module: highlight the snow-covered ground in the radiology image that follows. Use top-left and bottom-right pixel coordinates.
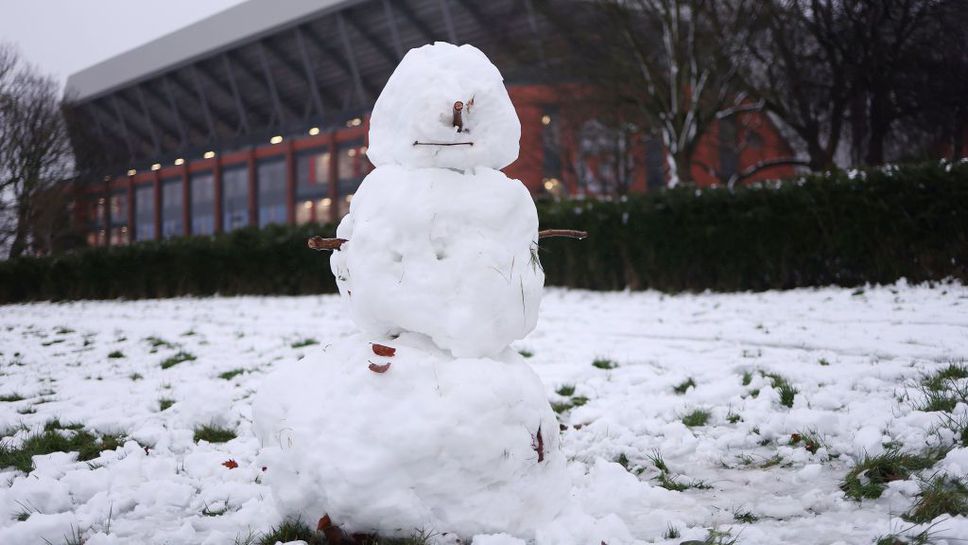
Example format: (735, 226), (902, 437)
(1, 283), (967, 545)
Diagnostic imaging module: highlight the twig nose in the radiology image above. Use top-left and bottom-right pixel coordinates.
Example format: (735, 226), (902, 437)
(452, 101), (464, 132)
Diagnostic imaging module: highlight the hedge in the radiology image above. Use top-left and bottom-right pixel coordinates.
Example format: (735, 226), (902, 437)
(0, 161), (965, 303)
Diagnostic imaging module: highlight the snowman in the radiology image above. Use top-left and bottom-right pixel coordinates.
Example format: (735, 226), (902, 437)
(253, 42), (583, 540)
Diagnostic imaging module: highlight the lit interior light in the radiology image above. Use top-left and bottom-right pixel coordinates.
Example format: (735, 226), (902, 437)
(320, 198), (332, 206)
(543, 177), (562, 192)
(98, 197), (106, 204)
(103, 175), (111, 182)
(121, 226), (128, 233)
(360, 146), (368, 154)
(203, 151), (216, 159)
(346, 117), (362, 128)
(345, 194), (353, 203)
(174, 158), (185, 166)
(151, 163), (161, 171)
(308, 127), (320, 136)
(541, 115), (552, 126)
(303, 200), (312, 209)
(270, 135), (283, 145)
(347, 149), (357, 157)
(127, 169), (137, 176)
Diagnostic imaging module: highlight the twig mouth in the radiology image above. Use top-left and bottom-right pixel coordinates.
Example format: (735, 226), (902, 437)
(412, 141), (474, 147)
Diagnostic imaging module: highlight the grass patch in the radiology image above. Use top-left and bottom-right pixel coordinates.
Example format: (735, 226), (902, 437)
(551, 401), (573, 414)
(647, 450), (709, 491)
(0, 393), (24, 402)
(819, 358), (831, 366)
(840, 448), (946, 500)
(0, 422), (123, 473)
(741, 371), (753, 386)
(129, 373), (143, 381)
(556, 384), (575, 397)
(733, 509), (759, 523)
(517, 349), (533, 358)
(202, 503), (229, 517)
(161, 351), (196, 370)
(17, 406), (36, 415)
(903, 475), (968, 523)
(145, 336), (175, 350)
(789, 431), (825, 454)
(290, 338), (319, 349)
(256, 518), (431, 545)
(159, 398), (174, 411)
(107, 350), (125, 359)
(682, 409), (710, 427)
(762, 371), (798, 408)
(592, 357), (617, 370)
(219, 368), (245, 381)
(673, 378), (696, 395)
(55, 327), (74, 335)
(703, 529), (739, 545)
(726, 411), (742, 424)
(193, 424), (236, 444)
(922, 362), (968, 392)
(664, 525), (680, 539)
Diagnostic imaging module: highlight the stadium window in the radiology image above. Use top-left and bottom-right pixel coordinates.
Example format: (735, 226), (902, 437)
(336, 141), (364, 218)
(191, 171), (215, 235)
(109, 192), (128, 245)
(541, 108), (562, 194)
(222, 165), (249, 232)
(719, 118), (738, 183)
(645, 137), (665, 190)
(134, 185), (155, 241)
(257, 158), (287, 227)
(295, 148), (331, 224)
(161, 177), (183, 238)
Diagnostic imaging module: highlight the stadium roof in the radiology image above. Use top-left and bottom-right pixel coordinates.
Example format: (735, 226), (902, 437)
(64, 0), (555, 177)
(66, 0), (353, 102)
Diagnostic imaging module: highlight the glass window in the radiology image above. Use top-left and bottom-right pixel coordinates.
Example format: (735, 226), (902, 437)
(191, 171), (215, 235)
(337, 142), (365, 218)
(645, 138), (665, 189)
(109, 192), (129, 246)
(718, 118), (738, 183)
(258, 158), (286, 227)
(161, 177), (183, 238)
(222, 165), (249, 231)
(296, 149), (332, 224)
(134, 185), (155, 241)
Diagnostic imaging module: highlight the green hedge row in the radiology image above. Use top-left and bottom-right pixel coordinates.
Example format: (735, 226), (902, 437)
(1, 162), (965, 303)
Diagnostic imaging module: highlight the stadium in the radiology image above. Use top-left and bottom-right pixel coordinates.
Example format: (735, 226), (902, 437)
(64, 0), (794, 246)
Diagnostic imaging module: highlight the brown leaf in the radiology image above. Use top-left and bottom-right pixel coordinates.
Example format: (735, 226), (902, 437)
(371, 343), (396, 357)
(317, 514), (332, 532)
(368, 361), (391, 374)
(222, 459), (239, 469)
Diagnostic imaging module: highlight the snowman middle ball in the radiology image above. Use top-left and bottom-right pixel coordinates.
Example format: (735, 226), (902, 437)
(332, 165), (543, 358)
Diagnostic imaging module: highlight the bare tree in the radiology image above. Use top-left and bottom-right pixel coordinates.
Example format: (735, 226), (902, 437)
(0, 43), (73, 258)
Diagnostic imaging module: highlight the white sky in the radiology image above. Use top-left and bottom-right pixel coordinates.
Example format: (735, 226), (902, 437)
(0, 0), (246, 89)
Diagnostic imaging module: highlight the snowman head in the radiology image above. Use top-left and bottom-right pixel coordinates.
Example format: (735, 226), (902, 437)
(366, 42), (521, 171)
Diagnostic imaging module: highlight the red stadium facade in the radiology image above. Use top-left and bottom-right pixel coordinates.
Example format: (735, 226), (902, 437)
(66, 1), (796, 247)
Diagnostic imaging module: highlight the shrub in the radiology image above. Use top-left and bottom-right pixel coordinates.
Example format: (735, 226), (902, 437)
(0, 162), (965, 302)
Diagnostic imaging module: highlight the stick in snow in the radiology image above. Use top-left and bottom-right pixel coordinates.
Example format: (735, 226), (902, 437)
(538, 229), (588, 240)
(308, 236), (347, 251)
(531, 424), (545, 463)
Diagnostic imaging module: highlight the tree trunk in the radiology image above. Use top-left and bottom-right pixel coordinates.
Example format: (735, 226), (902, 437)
(865, 91), (889, 165)
(8, 205), (30, 259)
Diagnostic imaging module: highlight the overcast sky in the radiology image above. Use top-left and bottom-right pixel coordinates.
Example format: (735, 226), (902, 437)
(0, 0), (246, 89)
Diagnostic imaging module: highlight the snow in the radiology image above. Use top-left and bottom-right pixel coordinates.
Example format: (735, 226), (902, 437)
(253, 332), (566, 536)
(366, 42), (520, 171)
(331, 164), (542, 357)
(1, 284), (967, 544)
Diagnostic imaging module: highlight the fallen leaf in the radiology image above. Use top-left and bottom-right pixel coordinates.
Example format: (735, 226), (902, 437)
(222, 459), (239, 469)
(371, 343), (396, 357)
(368, 361), (391, 373)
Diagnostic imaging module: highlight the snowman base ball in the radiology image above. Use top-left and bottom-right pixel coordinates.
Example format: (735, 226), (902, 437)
(253, 333), (568, 537)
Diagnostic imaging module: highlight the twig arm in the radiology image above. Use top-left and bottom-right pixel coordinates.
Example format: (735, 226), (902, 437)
(538, 229), (588, 240)
(307, 236), (347, 251)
